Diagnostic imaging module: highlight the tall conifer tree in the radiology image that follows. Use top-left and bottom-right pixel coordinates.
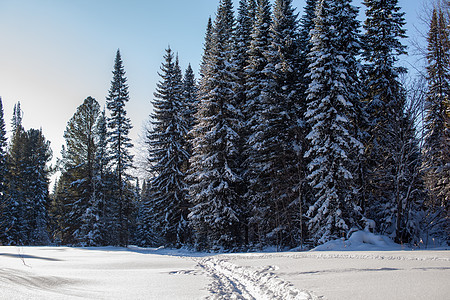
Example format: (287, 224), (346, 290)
(0, 98), (8, 243)
(423, 8), (450, 238)
(235, 0), (255, 108)
(182, 64), (198, 136)
(147, 47), (190, 246)
(362, 0), (418, 242)
(298, 0), (317, 91)
(188, 0), (243, 250)
(24, 129), (52, 245)
(4, 104), (27, 244)
(106, 49), (134, 246)
(304, 0), (364, 245)
(247, 0), (303, 248)
(243, 0), (273, 248)
(5, 104), (52, 245)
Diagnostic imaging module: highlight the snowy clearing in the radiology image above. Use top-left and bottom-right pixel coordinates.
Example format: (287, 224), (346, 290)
(0, 245), (449, 299)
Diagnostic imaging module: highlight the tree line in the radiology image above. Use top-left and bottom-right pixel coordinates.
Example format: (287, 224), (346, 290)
(0, 0), (448, 250)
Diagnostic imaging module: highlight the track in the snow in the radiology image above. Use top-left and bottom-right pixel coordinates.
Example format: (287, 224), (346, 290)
(196, 257), (318, 300)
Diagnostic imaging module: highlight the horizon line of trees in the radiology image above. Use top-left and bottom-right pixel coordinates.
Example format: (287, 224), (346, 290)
(1, 0), (448, 250)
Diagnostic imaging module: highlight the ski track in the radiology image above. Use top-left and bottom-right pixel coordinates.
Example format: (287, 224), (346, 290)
(195, 256), (318, 300)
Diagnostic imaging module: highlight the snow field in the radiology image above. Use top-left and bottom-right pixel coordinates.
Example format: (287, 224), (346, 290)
(0, 245), (449, 299)
(222, 251), (450, 300)
(0, 247), (210, 299)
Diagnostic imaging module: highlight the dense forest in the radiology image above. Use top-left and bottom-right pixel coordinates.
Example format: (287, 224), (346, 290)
(0, 0), (448, 251)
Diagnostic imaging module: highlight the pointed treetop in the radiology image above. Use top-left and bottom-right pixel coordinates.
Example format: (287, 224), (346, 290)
(12, 101), (23, 133)
(214, 0), (235, 39)
(0, 97), (6, 152)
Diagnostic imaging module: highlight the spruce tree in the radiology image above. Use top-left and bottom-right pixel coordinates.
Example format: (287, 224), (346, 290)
(6, 109), (52, 245)
(188, 0), (243, 250)
(233, 0), (256, 246)
(0, 98), (8, 243)
(106, 49), (134, 246)
(362, 0), (418, 242)
(234, 0), (254, 108)
(11, 101), (23, 132)
(199, 17), (214, 82)
(92, 109), (109, 245)
(268, 0), (304, 248)
(135, 179), (159, 246)
(295, 0), (319, 247)
(243, 0), (273, 248)
(3, 104), (52, 245)
(182, 64), (198, 136)
(24, 129), (52, 245)
(304, 0), (364, 245)
(4, 104), (27, 244)
(298, 0), (318, 90)
(423, 8), (450, 239)
(146, 47), (190, 246)
(0, 98), (6, 197)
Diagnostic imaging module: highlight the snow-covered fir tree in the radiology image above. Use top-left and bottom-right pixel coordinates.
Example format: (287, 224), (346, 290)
(128, 178), (142, 245)
(91, 109), (109, 245)
(361, 0), (421, 243)
(265, 0), (304, 248)
(296, 0), (319, 248)
(234, 0), (255, 109)
(5, 106), (52, 246)
(188, 0), (244, 251)
(232, 0), (256, 246)
(304, 0), (364, 245)
(182, 64), (198, 136)
(0, 98), (8, 244)
(25, 129), (52, 245)
(199, 17), (214, 81)
(146, 47), (191, 247)
(423, 7), (450, 240)
(11, 101), (23, 133)
(298, 0), (318, 92)
(106, 49), (134, 246)
(4, 109), (26, 245)
(243, 0), (273, 248)
(135, 179), (160, 246)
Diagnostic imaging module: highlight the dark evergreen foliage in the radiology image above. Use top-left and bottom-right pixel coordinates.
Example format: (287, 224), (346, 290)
(304, 0), (364, 245)
(3, 105), (52, 245)
(243, 0), (273, 248)
(146, 47), (191, 246)
(0, 98), (8, 243)
(423, 8), (450, 241)
(55, 97), (102, 246)
(188, 0), (244, 251)
(106, 50), (134, 246)
(361, 0), (422, 243)
(182, 64), (198, 136)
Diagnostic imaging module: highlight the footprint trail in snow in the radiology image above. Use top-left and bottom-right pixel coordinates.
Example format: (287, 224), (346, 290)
(195, 256), (318, 300)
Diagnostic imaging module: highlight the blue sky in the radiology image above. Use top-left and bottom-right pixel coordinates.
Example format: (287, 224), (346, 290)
(0, 0), (427, 170)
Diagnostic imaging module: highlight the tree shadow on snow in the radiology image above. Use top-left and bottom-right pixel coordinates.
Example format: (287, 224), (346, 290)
(0, 252), (62, 261)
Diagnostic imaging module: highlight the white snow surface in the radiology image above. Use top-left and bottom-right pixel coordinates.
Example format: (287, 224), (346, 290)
(1, 238), (449, 299)
(312, 230), (402, 251)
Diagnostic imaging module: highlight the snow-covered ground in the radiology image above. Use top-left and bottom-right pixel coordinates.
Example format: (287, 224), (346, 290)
(1, 239), (449, 299)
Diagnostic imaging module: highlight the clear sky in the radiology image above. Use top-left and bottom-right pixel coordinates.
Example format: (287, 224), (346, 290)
(0, 0), (427, 175)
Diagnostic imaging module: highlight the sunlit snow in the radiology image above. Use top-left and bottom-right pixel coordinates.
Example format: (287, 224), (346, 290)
(1, 234), (449, 299)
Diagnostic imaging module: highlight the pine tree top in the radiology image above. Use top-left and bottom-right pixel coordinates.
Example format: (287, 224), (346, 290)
(107, 50), (130, 107)
(0, 98), (7, 153)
